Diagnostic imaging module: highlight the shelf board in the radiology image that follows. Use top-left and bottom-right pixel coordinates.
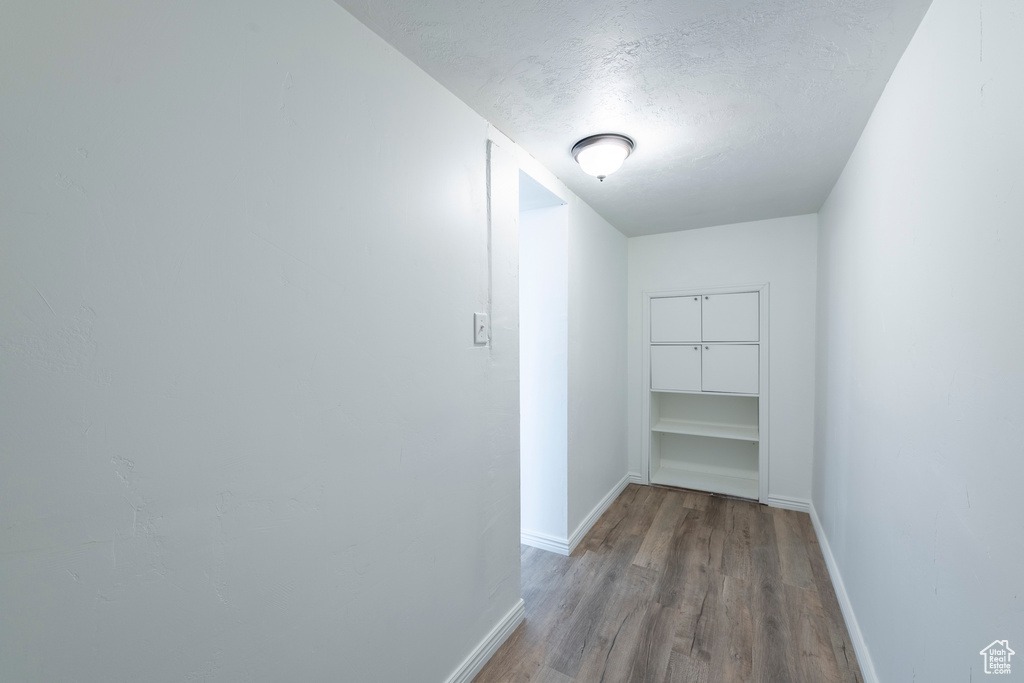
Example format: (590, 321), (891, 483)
(650, 465), (758, 500)
(651, 388), (759, 398)
(651, 418), (758, 442)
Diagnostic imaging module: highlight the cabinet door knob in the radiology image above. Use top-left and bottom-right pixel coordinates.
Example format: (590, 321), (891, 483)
(705, 346), (709, 350)
(705, 296), (709, 300)
(693, 346), (698, 350)
(693, 297), (698, 301)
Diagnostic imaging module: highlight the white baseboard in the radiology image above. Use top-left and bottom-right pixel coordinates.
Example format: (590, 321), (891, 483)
(766, 494), (811, 513)
(443, 598), (526, 683)
(521, 528), (569, 556)
(522, 473), (633, 557)
(627, 470), (644, 485)
(567, 473), (631, 555)
(808, 503), (878, 683)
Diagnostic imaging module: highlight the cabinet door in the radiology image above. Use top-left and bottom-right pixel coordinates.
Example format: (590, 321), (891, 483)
(701, 292), (759, 341)
(651, 345), (702, 392)
(701, 344), (758, 394)
(651, 296), (701, 343)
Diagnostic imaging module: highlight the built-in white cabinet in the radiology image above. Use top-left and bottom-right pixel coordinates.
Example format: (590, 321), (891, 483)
(650, 295), (701, 342)
(701, 344), (759, 394)
(644, 287), (768, 501)
(650, 344), (702, 392)
(701, 292), (759, 341)
(651, 343), (759, 394)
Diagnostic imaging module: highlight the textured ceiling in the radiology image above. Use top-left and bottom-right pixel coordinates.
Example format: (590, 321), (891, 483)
(337, 0), (931, 236)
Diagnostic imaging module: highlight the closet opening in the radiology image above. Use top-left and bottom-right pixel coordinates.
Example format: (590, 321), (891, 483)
(518, 170), (569, 553)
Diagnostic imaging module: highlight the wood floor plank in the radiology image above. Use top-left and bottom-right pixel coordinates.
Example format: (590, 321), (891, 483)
(545, 561), (644, 677)
(570, 566), (659, 682)
(678, 489), (710, 511)
(476, 550), (604, 681)
(710, 575), (753, 682)
(471, 621), (539, 683)
(551, 563), (659, 679)
(783, 583), (843, 683)
(575, 484), (639, 553)
(704, 507), (728, 576)
(472, 487), (864, 683)
(720, 498), (755, 581)
(795, 513), (863, 683)
(680, 567), (721, 666)
(618, 486), (670, 557)
(624, 601), (680, 683)
(750, 505), (798, 683)
(520, 546), (574, 609)
(633, 492), (689, 572)
(668, 570), (715, 662)
(531, 666), (574, 683)
(665, 651), (709, 683)
(773, 508), (814, 590)
(654, 507), (712, 615)
(580, 484), (663, 556)
(699, 494), (728, 531)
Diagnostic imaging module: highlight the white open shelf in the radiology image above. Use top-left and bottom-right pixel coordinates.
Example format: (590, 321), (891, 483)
(649, 463), (758, 500)
(650, 430), (759, 501)
(650, 417), (759, 442)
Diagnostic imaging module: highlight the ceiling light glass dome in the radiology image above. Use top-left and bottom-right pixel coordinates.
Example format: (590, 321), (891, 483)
(571, 134), (635, 181)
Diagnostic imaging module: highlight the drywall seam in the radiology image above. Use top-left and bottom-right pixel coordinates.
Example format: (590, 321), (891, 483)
(443, 598), (526, 683)
(485, 139), (495, 333)
(766, 495), (810, 513)
(809, 503), (879, 683)
(520, 529), (570, 556)
(567, 473), (630, 554)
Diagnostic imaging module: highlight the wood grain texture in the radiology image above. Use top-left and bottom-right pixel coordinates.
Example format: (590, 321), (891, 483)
(473, 485), (862, 683)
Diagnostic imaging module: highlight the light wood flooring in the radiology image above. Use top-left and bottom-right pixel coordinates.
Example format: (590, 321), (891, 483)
(474, 484), (862, 683)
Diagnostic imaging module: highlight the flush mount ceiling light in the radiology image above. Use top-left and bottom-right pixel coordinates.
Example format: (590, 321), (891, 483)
(571, 133), (635, 181)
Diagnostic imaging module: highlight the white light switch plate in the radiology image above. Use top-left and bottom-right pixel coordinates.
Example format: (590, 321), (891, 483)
(474, 312), (489, 344)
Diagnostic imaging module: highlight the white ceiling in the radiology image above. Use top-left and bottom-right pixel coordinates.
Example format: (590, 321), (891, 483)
(337, 0), (931, 237)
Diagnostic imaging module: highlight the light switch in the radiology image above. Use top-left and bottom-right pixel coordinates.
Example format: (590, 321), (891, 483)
(474, 312), (489, 344)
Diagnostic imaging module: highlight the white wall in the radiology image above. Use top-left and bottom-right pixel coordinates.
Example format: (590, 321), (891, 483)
(520, 205), (569, 540)
(567, 199), (629, 535)
(627, 215), (818, 502)
(0, 2), (521, 681)
(814, 0), (1024, 680)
